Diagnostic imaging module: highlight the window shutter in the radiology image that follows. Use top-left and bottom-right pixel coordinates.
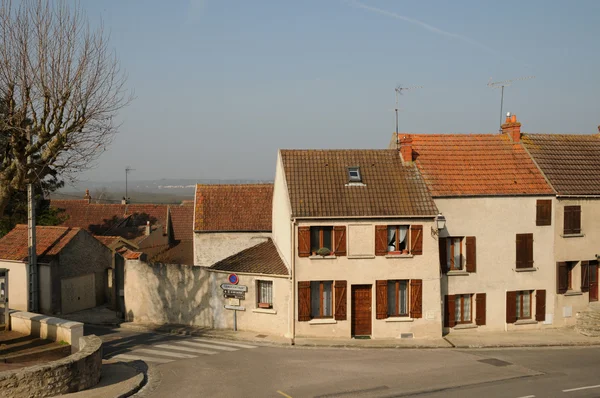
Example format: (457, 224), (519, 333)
(409, 279), (422, 318)
(536, 200), (552, 226)
(298, 281), (311, 321)
(439, 237), (448, 274)
(515, 234), (523, 269)
(334, 280), (347, 320)
(410, 225), (423, 255)
(506, 291), (517, 324)
(298, 227), (311, 257)
(375, 280), (388, 319)
(525, 234), (534, 268)
(535, 290), (546, 322)
(333, 226), (347, 256)
(557, 262), (568, 294)
(581, 261), (590, 292)
(475, 293), (486, 326)
(572, 206), (581, 234)
(515, 233), (533, 269)
(444, 295), (456, 327)
(375, 226), (388, 256)
(465, 236), (476, 273)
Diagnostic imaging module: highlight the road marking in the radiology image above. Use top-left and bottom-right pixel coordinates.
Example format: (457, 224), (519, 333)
(113, 354), (174, 364)
(178, 341), (238, 351)
(155, 344), (218, 355)
(135, 348), (197, 359)
(516, 395), (535, 398)
(563, 384), (600, 393)
(191, 338), (257, 349)
(277, 391), (293, 398)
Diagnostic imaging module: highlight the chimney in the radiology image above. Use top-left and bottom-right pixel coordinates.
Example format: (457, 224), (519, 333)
(399, 134), (413, 163)
(145, 220), (151, 236)
(501, 112), (522, 142)
(83, 189), (91, 204)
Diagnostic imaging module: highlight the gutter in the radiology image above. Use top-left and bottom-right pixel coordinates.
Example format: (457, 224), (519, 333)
(291, 215), (437, 220)
(557, 195), (600, 199)
(289, 217), (297, 345)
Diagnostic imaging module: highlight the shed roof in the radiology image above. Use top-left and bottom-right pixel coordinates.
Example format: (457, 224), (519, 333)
(210, 239), (288, 276)
(0, 225), (81, 262)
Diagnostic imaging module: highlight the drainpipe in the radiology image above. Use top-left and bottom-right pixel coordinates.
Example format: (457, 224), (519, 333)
(289, 218), (297, 345)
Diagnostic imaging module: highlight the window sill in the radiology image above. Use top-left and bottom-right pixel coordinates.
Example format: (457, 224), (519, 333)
(348, 255), (376, 259)
(252, 308), (277, 314)
(453, 323), (477, 330)
(309, 255), (337, 260)
(515, 267), (537, 272)
(308, 318), (337, 325)
(561, 233), (585, 238)
(564, 290), (583, 297)
(514, 319), (537, 325)
(447, 270), (469, 276)
(385, 254), (414, 259)
(385, 317), (413, 323)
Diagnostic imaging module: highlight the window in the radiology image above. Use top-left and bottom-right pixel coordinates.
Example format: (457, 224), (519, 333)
(310, 281), (333, 318)
(387, 280), (408, 317)
(440, 237), (476, 273)
(256, 280), (273, 309)
(347, 166), (361, 182)
(454, 294), (472, 324)
(564, 205), (581, 235)
(536, 200), (552, 226)
(310, 226), (333, 255)
(447, 237), (463, 270)
(557, 261), (577, 294)
(516, 291), (532, 320)
(387, 226), (409, 253)
(515, 233), (534, 269)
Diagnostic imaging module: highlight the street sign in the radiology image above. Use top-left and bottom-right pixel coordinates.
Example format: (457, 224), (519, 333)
(225, 305), (245, 311)
(228, 273), (239, 285)
(228, 298), (240, 306)
(224, 292), (245, 300)
(220, 284), (247, 292)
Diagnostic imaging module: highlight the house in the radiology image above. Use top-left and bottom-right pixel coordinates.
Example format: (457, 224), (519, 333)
(273, 149), (441, 339)
(0, 225), (112, 315)
(522, 129), (600, 325)
(392, 114), (558, 332)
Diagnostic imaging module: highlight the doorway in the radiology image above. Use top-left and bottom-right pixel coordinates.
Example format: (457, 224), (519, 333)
(351, 285), (372, 337)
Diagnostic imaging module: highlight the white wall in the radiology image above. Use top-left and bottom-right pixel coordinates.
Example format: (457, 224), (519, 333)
(193, 232), (271, 267)
(39, 265), (52, 313)
(0, 261), (28, 311)
(60, 274), (97, 314)
(272, 151), (292, 269)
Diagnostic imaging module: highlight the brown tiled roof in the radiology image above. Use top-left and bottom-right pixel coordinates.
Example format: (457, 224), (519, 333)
(170, 204), (194, 241)
(194, 184), (273, 232)
(280, 149), (438, 217)
(400, 133), (555, 197)
(150, 240), (194, 264)
(0, 225), (81, 262)
(522, 134), (600, 195)
(210, 239), (288, 275)
(94, 235), (138, 250)
(122, 249), (144, 260)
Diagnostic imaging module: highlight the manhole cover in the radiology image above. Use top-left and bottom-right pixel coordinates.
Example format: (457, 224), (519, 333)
(478, 358), (512, 367)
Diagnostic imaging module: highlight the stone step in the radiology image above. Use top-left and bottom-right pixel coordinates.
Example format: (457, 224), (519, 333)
(577, 328), (600, 337)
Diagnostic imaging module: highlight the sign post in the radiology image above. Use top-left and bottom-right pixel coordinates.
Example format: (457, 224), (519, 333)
(221, 274), (245, 331)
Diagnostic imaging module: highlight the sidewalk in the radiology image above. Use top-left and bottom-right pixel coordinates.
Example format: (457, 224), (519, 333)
(445, 327), (600, 348)
(62, 360), (144, 398)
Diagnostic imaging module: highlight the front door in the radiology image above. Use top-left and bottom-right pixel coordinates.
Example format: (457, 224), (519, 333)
(590, 261), (599, 302)
(351, 285), (372, 336)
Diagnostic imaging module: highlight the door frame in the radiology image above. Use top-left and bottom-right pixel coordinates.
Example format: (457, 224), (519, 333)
(351, 284), (372, 337)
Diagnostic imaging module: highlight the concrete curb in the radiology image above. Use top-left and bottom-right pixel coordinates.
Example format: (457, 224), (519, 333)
(62, 361), (145, 398)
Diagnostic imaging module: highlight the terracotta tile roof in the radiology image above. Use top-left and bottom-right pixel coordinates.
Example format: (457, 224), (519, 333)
(399, 133), (555, 197)
(280, 149), (438, 218)
(522, 134), (600, 195)
(170, 205), (194, 241)
(94, 235), (138, 250)
(150, 240), (194, 264)
(122, 249), (144, 260)
(194, 184), (273, 232)
(210, 239), (288, 275)
(0, 225), (81, 262)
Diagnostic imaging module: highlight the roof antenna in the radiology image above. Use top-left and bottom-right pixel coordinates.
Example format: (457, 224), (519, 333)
(395, 85), (423, 151)
(487, 76), (535, 133)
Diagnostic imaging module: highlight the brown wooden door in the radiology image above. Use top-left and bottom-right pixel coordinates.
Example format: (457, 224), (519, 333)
(351, 285), (372, 336)
(590, 261), (599, 302)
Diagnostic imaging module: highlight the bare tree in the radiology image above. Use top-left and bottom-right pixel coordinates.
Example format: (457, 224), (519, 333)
(0, 0), (131, 215)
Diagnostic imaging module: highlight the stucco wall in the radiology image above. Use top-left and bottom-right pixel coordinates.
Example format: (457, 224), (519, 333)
(39, 265), (52, 313)
(272, 151), (292, 269)
(193, 232), (271, 267)
(294, 219), (441, 339)
(124, 259), (290, 336)
(0, 260), (29, 311)
(435, 196), (556, 332)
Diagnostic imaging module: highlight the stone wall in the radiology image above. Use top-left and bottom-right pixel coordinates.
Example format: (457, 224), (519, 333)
(10, 311), (84, 353)
(0, 335), (102, 398)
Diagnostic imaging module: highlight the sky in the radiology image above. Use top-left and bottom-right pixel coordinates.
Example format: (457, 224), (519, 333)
(78, 0), (600, 183)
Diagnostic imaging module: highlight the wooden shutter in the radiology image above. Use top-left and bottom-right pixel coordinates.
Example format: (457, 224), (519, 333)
(536, 200), (552, 226)
(506, 291), (517, 324)
(475, 293), (486, 326)
(572, 206), (581, 234)
(515, 234), (523, 269)
(298, 281), (311, 321)
(515, 233), (533, 269)
(298, 227), (311, 257)
(439, 237), (448, 274)
(410, 225), (423, 255)
(525, 234), (534, 268)
(375, 280), (388, 319)
(409, 279), (422, 318)
(564, 206), (581, 234)
(465, 236), (476, 273)
(334, 280), (347, 320)
(557, 262), (568, 294)
(333, 226), (347, 256)
(444, 295), (456, 327)
(375, 226), (388, 256)
(535, 290), (546, 322)
(581, 261), (590, 292)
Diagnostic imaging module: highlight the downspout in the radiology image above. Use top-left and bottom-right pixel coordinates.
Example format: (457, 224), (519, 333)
(289, 217), (297, 345)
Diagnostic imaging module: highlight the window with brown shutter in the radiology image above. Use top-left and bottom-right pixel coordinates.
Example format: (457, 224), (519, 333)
(334, 280), (347, 320)
(333, 226), (347, 256)
(298, 281), (311, 321)
(387, 280), (409, 317)
(465, 236), (476, 273)
(410, 225), (423, 255)
(375, 280), (388, 319)
(375, 226), (388, 256)
(536, 200), (552, 226)
(515, 233), (534, 269)
(557, 262), (572, 294)
(409, 279), (422, 318)
(444, 295), (456, 327)
(535, 290), (546, 322)
(310, 226), (333, 255)
(455, 294), (472, 324)
(564, 205), (581, 235)
(475, 293), (486, 326)
(443, 237), (464, 271)
(439, 237), (447, 274)
(298, 227), (311, 257)
(582, 261), (590, 292)
(506, 291), (517, 324)
(516, 291), (532, 320)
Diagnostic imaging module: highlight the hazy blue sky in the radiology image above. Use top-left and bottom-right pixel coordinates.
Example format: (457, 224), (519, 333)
(79, 0), (600, 182)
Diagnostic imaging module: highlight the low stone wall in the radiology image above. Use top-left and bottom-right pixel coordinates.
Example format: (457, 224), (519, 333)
(9, 311), (84, 353)
(0, 335), (102, 398)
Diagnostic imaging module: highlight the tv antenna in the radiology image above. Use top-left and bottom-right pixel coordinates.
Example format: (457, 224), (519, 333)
(125, 166), (135, 203)
(395, 85), (423, 150)
(487, 75), (535, 132)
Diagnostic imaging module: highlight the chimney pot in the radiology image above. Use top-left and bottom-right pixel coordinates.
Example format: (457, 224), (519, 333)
(84, 189), (91, 204)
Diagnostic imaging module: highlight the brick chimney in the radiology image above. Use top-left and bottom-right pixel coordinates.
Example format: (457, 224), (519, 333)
(83, 189), (91, 204)
(501, 113), (522, 142)
(399, 134), (413, 163)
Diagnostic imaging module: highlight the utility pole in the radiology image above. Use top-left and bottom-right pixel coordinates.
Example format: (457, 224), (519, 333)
(487, 76), (535, 132)
(394, 85), (423, 150)
(27, 127), (38, 312)
(125, 166), (134, 204)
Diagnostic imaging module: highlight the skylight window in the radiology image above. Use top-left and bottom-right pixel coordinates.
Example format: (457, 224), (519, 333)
(347, 167), (362, 183)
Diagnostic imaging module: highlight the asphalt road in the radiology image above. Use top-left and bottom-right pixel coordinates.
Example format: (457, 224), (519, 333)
(85, 325), (600, 398)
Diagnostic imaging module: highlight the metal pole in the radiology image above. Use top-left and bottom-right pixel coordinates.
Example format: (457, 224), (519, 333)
(125, 168), (128, 203)
(234, 309), (237, 331)
(395, 89), (399, 151)
(499, 85), (505, 132)
(27, 128), (38, 312)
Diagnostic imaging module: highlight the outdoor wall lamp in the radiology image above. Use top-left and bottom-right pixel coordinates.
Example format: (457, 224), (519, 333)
(436, 213), (446, 230)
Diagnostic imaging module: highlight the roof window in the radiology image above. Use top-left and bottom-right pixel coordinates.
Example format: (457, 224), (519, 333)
(347, 167), (362, 183)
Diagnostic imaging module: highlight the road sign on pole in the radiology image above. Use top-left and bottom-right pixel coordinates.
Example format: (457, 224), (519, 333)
(220, 284), (247, 292)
